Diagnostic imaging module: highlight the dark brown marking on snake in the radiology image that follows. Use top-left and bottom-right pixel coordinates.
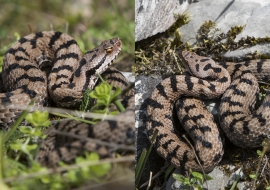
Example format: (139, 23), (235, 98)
(82, 55), (108, 90)
(200, 58), (209, 62)
(108, 120), (117, 130)
(199, 93), (208, 99)
(229, 64), (242, 77)
(209, 83), (216, 92)
(216, 76), (228, 83)
(156, 83), (168, 99)
(7, 47), (30, 57)
(55, 39), (78, 55)
(167, 144), (180, 163)
(198, 79), (204, 85)
(195, 64), (199, 72)
(184, 104), (196, 112)
(5, 64), (37, 74)
(256, 60), (264, 73)
(189, 125), (211, 133)
(155, 133), (169, 146)
(15, 56), (29, 62)
(185, 75), (194, 91)
(170, 75), (178, 92)
(54, 52), (79, 62)
(253, 113), (266, 125)
(233, 89), (246, 96)
(20, 85), (37, 98)
(165, 114), (172, 120)
(51, 65), (74, 73)
(58, 96), (76, 102)
(195, 136), (212, 148)
(239, 78), (253, 85)
(213, 153), (222, 162)
(67, 83), (75, 89)
(179, 150), (189, 172)
(18, 37), (27, 44)
(48, 31), (62, 48)
(233, 70), (252, 80)
(56, 74), (69, 80)
(126, 128), (135, 139)
(228, 116), (245, 132)
(181, 114), (204, 126)
(15, 74), (45, 84)
(203, 63), (222, 73)
(220, 111), (244, 121)
(74, 58), (87, 77)
(243, 121), (249, 135)
(1, 92), (13, 104)
(51, 82), (69, 91)
(162, 139), (175, 149)
(105, 76), (128, 86)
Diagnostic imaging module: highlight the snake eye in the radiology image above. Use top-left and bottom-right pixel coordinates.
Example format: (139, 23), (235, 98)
(105, 47), (113, 53)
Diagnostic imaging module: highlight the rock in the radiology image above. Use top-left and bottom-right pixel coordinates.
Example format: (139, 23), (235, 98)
(180, 0), (270, 58)
(135, 0), (194, 42)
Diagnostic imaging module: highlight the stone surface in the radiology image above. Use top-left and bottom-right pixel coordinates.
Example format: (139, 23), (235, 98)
(135, 0), (193, 42)
(122, 72), (135, 83)
(180, 0), (270, 58)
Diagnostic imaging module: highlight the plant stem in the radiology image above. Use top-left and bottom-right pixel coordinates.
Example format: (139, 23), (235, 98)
(114, 99), (125, 112)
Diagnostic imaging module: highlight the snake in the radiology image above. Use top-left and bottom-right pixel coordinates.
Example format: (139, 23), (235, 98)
(146, 51), (270, 172)
(0, 31), (134, 167)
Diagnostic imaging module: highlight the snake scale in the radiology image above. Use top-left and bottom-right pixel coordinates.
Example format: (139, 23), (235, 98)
(146, 51), (270, 171)
(0, 31), (134, 167)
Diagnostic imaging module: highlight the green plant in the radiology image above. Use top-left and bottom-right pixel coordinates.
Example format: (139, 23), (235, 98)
(172, 171), (212, 190)
(0, 77), (129, 189)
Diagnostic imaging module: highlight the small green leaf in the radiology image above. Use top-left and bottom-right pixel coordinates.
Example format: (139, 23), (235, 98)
(204, 174), (213, 181)
(14, 32), (21, 40)
(257, 150), (263, 157)
(25, 111), (50, 127)
(191, 171), (203, 184)
(249, 174), (257, 179)
(172, 173), (186, 183)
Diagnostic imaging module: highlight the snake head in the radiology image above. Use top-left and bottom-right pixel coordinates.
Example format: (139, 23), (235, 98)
(104, 37), (122, 55)
(82, 37), (122, 75)
(181, 51), (218, 79)
(100, 37), (122, 65)
(74, 37), (123, 91)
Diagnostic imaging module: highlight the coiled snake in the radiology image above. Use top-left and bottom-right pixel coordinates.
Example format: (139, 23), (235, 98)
(146, 51), (270, 171)
(0, 31), (134, 167)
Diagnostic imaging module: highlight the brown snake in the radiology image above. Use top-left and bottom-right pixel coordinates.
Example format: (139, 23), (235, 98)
(0, 31), (134, 167)
(146, 51), (270, 171)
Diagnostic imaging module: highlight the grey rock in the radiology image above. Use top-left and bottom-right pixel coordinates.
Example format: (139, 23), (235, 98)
(180, 0), (270, 59)
(135, 0), (193, 42)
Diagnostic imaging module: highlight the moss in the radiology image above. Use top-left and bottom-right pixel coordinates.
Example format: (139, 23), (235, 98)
(134, 16), (270, 75)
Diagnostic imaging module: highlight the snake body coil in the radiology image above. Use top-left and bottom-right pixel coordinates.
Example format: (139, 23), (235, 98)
(0, 31), (134, 167)
(146, 51), (270, 171)
(0, 31), (122, 126)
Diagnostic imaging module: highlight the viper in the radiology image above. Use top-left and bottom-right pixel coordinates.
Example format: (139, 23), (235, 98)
(0, 31), (134, 166)
(146, 51), (270, 171)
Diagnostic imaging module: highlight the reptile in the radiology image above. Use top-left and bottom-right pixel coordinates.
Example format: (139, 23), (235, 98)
(146, 51), (270, 172)
(0, 31), (134, 166)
